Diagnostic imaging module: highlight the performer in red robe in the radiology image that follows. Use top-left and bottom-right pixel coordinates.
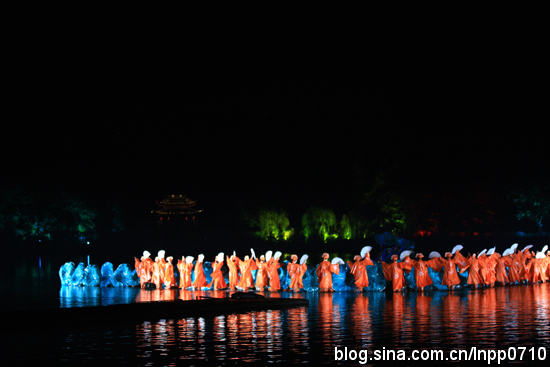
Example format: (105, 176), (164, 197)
(151, 257), (163, 289)
(191, 254), (207, 289)
(255, 255), (269, 291)
(164, 256), (176, 288)
(381, 254), (407, 292)
(452, 245), (469, 272)
(316, 253), (340, 292)
(519, 246), (533, 283)
(399, 251), (415, 274)
(226, 254), (240, 291)
(137, 251), (153, 288)
(410, 253), (435, 291)
(460, 253), (485, 288)
(495, 252), (511, 285)
(439, 252), (461, 290)
(208, 252), (227, 290)
(361, 248), (375, 288)
(527, 251), (547, 284)
(178, 256), (194, 289)
(348, 255), (367, 291)
(267, 251), (282, 292)
(510, 247), (524, 284)
(157, 250), (167, 286)
(286, 254), (307, 292)
(237, 255), (257, 290)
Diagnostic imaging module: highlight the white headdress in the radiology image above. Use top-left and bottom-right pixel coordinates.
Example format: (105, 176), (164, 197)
(185, 256), (194, 264)
(143, 251), (151, 259)
(198, 254), (204, 263)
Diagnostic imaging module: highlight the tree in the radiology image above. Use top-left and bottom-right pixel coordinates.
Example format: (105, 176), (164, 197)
(301, 206), (338, 242)
(363, 172), (408, 235)
(257, 208), (293, 241)
(0, 188), (99, 244)
(508, 184), (550, 234)
(340, 212), (368, 240)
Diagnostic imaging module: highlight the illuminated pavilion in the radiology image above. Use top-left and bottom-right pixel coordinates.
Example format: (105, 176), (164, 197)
(152, 195), (203, 222)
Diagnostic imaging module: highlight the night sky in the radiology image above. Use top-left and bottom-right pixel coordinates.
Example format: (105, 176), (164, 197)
(3, 2), (549, 220)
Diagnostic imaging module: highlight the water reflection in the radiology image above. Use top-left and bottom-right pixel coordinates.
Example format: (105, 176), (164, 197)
(8, 284), (550, 365)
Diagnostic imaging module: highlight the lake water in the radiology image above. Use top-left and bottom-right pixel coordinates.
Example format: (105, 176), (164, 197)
(1, 257), (550, 366)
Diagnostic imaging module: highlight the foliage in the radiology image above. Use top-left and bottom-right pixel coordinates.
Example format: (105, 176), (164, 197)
(0, 188), (101, 243)
(301, 206), (338, 242)
(508, 184), (550, 233)
(257, 208), (293, 241)
(339, 212), (368, 240)
(363, 172), (408, 235)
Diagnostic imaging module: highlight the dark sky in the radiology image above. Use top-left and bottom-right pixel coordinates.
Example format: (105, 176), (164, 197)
(3, 2), (549, 213)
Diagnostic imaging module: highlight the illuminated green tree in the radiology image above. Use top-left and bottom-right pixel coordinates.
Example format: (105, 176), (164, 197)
(340, 212), (368, 240)
(257, 209), (293, 241)
(302, 206), (338, 242)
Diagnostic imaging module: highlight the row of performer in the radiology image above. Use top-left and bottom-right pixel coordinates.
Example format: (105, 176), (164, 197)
(132, 243), (550, 292)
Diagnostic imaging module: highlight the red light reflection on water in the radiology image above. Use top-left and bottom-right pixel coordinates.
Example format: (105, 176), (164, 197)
(130, 284), (550, 364)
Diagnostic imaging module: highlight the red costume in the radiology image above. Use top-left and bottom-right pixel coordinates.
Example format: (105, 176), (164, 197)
(226, 256), (240, 290)
(316, 254), (340, 292)
(192, 256), (207, 289)
(495, 254), (510, 285)
(510, 251), (524, 284)
(439, 253), (461, 289)
(348, 254), (374, 290)
(237, 256), (257, 290)
(151, 258), (163, 289)
(287, 255), (307, 292)
(410, 253), (435, 291)
(137, 254), (153, 288)
(178, 257), (194, 289)
(157, 251), (167, 285)
(452, 249), (469, 272)
(208, 257), (227, 290)
(460, 254), (485, 287)
(348, 256), (367, 290)
(255, 257), (269, 291)
(381, 255), (407, 292)
(267, 256), (282, 292)
(164, 257), (176, 288)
